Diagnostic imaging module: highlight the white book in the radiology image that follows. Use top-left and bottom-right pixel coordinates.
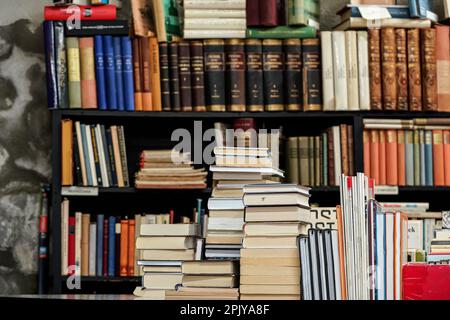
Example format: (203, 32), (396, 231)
(184, 9), (246, 18)
(357, 31), (371, 110)
(75, 122), (87, 186)
(88, 223), (96, 276)
(445, 0), (450, 18)
(321, 31), (335, 111)
(61, 199), (69, 275)
(183, 18), (246, 30)
(375, 207), (385, 300)
(134, 215), (142, 276)
(95, 125), (109, 187)
(394, 212), (403, 301)
(84, 125), (98, 187)
(385, 213), (395, 300)
(331, 230), (342, 300)
(184, 0), (246, 10)
(345, 31), (359, 110)
(407, 220), (424, 250)
(183, 29), (246, 39)
(332, 31), (348, 111)
(75, 212), (82, 276)
(332, 127), (342, 186)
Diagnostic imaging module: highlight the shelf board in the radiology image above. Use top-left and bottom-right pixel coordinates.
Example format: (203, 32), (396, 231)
(61, 276), (140, 283)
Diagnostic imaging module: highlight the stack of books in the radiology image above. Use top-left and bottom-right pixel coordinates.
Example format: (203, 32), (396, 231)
(135, 150), (207, 189)
(206, 147), (284, 260)
(240, 183), (311, 300)
(428, 229), (450, 264)
(134, 223), (200, 298)
(166, 261), (239, 300)
(182, 0), (247, 39)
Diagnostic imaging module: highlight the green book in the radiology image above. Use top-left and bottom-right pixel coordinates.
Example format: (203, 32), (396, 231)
(287, 0), (320, 27)
(246, 26), (317, 39)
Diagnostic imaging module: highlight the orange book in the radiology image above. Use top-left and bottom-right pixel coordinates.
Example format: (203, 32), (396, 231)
(379, 130), (387, 186)
(397, 130), (406, 186)
(364, 130), (371, 178)
(370, 130), (380, 185)
(61, 119), (73, 186)
(128, 219), (135, 276)
(140, 37), (152, 110)
(444, 130), (450, 186)
(433, 130), (445, 186)
(386, 130), (398, 186)
(436, 25), (450, 112)
(336, 205), (347, 300)
(79, 37), (97, 109)
(132, 38), (143, 111)
(149, 37), (162, 111)
(120, 219), (129, 277)
(81, 213), (90, 276)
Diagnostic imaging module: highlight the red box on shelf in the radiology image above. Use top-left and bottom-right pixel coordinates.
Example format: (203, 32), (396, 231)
(403, 264), (450, 300)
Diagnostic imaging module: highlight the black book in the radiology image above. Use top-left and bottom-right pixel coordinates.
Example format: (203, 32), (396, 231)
(178, 41), (193, 112)
(169, 42), (181, 111)
(64, 20), (130, 37)
(159, 43), (172, 111)
(225, 39), (246, 112)
(115, 217), (121, 277)
(100, 125), (113, 188)
(245, 39), (264, 112)
(302, 39), (322, 111)
(73, 128), (83, 186)
(284, 39), (302, 111)
(106, 127), (118, 187)
(54, 21), (68, 109)
(262, 39), (284, 112)
(90, 125), (103, 187)
(204, 39), (226, 112)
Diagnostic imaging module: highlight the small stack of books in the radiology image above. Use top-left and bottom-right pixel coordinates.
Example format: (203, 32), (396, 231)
(135, 223), (200, 298)
(428, 229), (450, 264)
(182, 0), (247, 39)
(134, 150), (207, 189)
(165, 261), (239, 300)
(240, 183), (311, 300)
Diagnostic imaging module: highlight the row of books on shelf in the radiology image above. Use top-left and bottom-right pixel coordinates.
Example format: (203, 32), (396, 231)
(61, 120), (130, 187)
(287, 125), (355, 187)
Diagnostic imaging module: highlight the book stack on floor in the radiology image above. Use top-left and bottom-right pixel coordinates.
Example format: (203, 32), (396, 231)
(135, 150), (207, 189)
(165, 261), (239, 300)
(240, 184), (311, 300)
(134, 223), (200, 299)
(182, 0), (247, 39)
(206, 147), (284, 260)
(287, 124), (355, 187)
(61, 119), (130, 187)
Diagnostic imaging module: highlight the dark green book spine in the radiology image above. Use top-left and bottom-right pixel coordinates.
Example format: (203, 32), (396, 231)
(159, 43), (171, 111)
(54, 21), (68, 109)
(178, 41), (193, 112)
(190, 41), (206, 112)
(204, 39), (226, 112)
(245, 39), (264, 112)
(302, 38), (322, 111)
(284, 39), (302, 111)
(263, 39), (284, 111)
(225, 39), (246, 112)
(169, 42), (181, 111)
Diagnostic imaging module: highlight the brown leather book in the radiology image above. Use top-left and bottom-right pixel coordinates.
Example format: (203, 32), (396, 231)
(79, 37), (97, 109)
(368, 29), (383, 110)
(132, 38), (143, 111)
(327, 128), (336, 186)
(407, 29), (422, 112)
(204, 39), (226, 112)
(190, 41), (207, 112)
(302, 38), (322, 111)
(120, 219), (129, 277)
(149, 37), (162, 111)
(284, 39), (302, 111)
(140, 37), (152, 110)
(436, 26), (450, 112)
(81, 213), (90, 276)
(421, 28), (438, 112)
(159, 42), (171, 111)
(347, 125), (354, 177)
(178, 41), (193, 112)
(340, 125), (349, 176)
(225, 39), (246, 112)
(128, 219), (135, 276)
(169, 42), (181, 111)
(395, 29), (408, 111)
(263, 39), (284, 111)
(61, 119), (73, 186)
(245, 39), (264, 112)
(381, 28), (397, 111)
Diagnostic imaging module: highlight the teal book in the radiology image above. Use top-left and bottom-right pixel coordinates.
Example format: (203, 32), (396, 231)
(419, 130), (426, 186)
(247, 26), (317, 39)
(424, 131), (434, 186)
(405, 130), (414, 186)
(287, 0), (320, 28)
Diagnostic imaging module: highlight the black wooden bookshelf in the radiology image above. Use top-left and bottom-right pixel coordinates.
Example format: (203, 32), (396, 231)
(49, 109), (450, 294)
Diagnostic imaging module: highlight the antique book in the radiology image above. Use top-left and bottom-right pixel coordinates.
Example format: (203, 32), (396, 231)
(81, 213), (90, 276)
(159, 42), (171, 111)
(140, 37), (152, 110)
(421, 28), (438, 112)
(178, 41), (193, 112)
(245, 39), (264, 112)
(260, 0), (279, 26)
(370, 130), (380, 184)
(302, 38), (322, 111)
(321, 31), (335, 111)
(340, 125), (349, 176)
(66, 37), (82, 109)
(132, 38), (143, 111)
(298, 137), (310, 186)
(368, 29), (382, 110)
(225, 39), (246, 111)
(190, 41), (207, 112)
(263, 39), (284, 111)
(395, 29), (408, 111)
(54, 21), (69, 109)
(149, 37), (162, 111)
(363, 130), (371, 177)
(433, 130), (445, 186)
(436, 25), (450, 112)
(61, 119), (73, 186)
(397, 130), (406, 186)
(332, 31), (348, 111)
(381, 28), (397, 111)
(407, 29), (422, 111)
(169, 42), (181, 111)
(379, 130), (387, 185)
(288, 137), (299, 184)
(345, 31), (359, 111)
(204, 39), (226, 111)
(284, 39), (302, 111)
(357, 31), (370, 111)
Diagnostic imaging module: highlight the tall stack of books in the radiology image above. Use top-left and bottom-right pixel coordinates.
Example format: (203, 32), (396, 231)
(240, 183), (311, 300)
(135, 150), (207, 189)
(165, 261), (239, 300)
(134, 223), (200, 299)
(182, 0), (247, 39)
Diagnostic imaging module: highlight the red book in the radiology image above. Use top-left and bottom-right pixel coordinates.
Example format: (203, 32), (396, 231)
(363, 130), (371, 178)
(68, 216), (76, 275)
(403, 264), (450, 300)
(128, 219), (135, 276)
(379, 130), (387, 186)
(103, 218), (108, 276)
(44, 5), (117, 21)
(370, 130), (380, 185)
(246, 0), (260, 26)
(259, 0), (278, 26)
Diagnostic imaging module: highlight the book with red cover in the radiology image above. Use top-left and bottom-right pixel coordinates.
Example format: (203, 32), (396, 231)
(44, 5), (117, 21)
(102, 218), (108, 276)
(403, 264), (450, 300)
(259, 0), (278, 26)
(128, 219), (135, 276)
(246, 0), (260, 26)
(120, 219), (129, 277)
(363, 130), (371, 178)
(68, 216), (76, 275)
(370, 130), (380, 184)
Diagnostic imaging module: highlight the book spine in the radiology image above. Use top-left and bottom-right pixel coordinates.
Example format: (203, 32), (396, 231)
(204, 39), (226, 111)
(96, 215), (104, 276)
(169, 42), (181, 111)
(433, 130), (445, 186)
(102, 218), (108, 276)
(322, 132), (328, 186)
(425, 131), (433, 186)
(386, 130), (398, 186)
(113, 37), (124, 111)
(288, 137), (299, 184)
(370, 130), (380, 184)
(90, 125), (102, 186)
(357, 31), (370, 111)
(420, 130), (426, 186)
(421, 28), (438, 112)
(284, 39), (302, 111)
(79, 37), (98, 109)
(100, 125), (113, 187)
(75, 122), (88, 186)
(95, 125), (108, 187)
(108, 216), (115, 276)
(184, 0), (245, 9)
(302, 38), (322, 111)
(364, 130), (371, 177)
(128, 219), (135, 276)
(68, 216), (75, 275)
(260, 0), (278, 26)
(395, 29), (409, 111)
(327, 128), (335, 186)
(88, 223), (96, 276)
(80, 124), (93, 186)
(44, 21), (58, 109)
(340, 125), (349, 176)
(381, 28), (397, 111)
(246, 0), (260, 26)
(121, 36), (135, 111)
(150, 37), (162, 111)
(140, 37), (152, 111)
(368, 29), (382, 111)
(74, 212), (82, 276)
(120, 219), (129, 276)
(226, 39), (246, 112)
(263, 39), (284, 111)
(61, 119), (73, 186)
(314, 135), (321, 186)
(407, 29), (423, 111)
(190, 41), (207, 112)
(333, 126), (342, 186)
(54, 21), (69, 109)
(114, 220), (121, 276)
(73, 129), (83, 185)
(348, 125), (355, 177)
(132, 38), (143, 111)
(321, 31), (335, 111)
(159, 42), (171, 111)
(44, 5), (117, 20)
(332, 31), (348, 111)
(94, 36), (107, 110)
(345, 31), (359, 111)
(298, 137), (309, 186)
(117, 126), (130, 187)
(66, 38), (82, 109)
(308, 136), (315, 186)
(178, 41), (193, 112)
(444, 130), (450, 186)
(413, 130), (421, 186)
(81, 213), (90, 276)
(405, 130), (415, 186)
(245, 39), (264, 112)
(246, 26), (317, 39)
(397, 130), (406, 186)
(103, 36), (117, 110)
(436, 26), (450, 112)
(85, 124), (97, 186)
(106, 128), (118, 186)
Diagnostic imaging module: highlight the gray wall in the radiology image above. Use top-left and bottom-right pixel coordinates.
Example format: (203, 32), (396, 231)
(0, 0), (446, 294)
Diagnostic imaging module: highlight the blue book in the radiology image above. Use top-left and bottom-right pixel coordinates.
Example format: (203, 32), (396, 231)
(121, 36), (135, 111)
(425, 131), (434, 186)
(103, 36), (117, 110)
(348, 6), (411, 19)
(43, 21), (58, 109)
(419, 131), (426, 186)
(108, 216), (116, 276)
(409, 0), (430, 18)
(405, 130), (415, 186)
(94, 36), (107, 110)
(113, 37), (125, 111)
(375, 209), (386, 301)
(80, 124), (93, 186)
(96, 214), (104, 276)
